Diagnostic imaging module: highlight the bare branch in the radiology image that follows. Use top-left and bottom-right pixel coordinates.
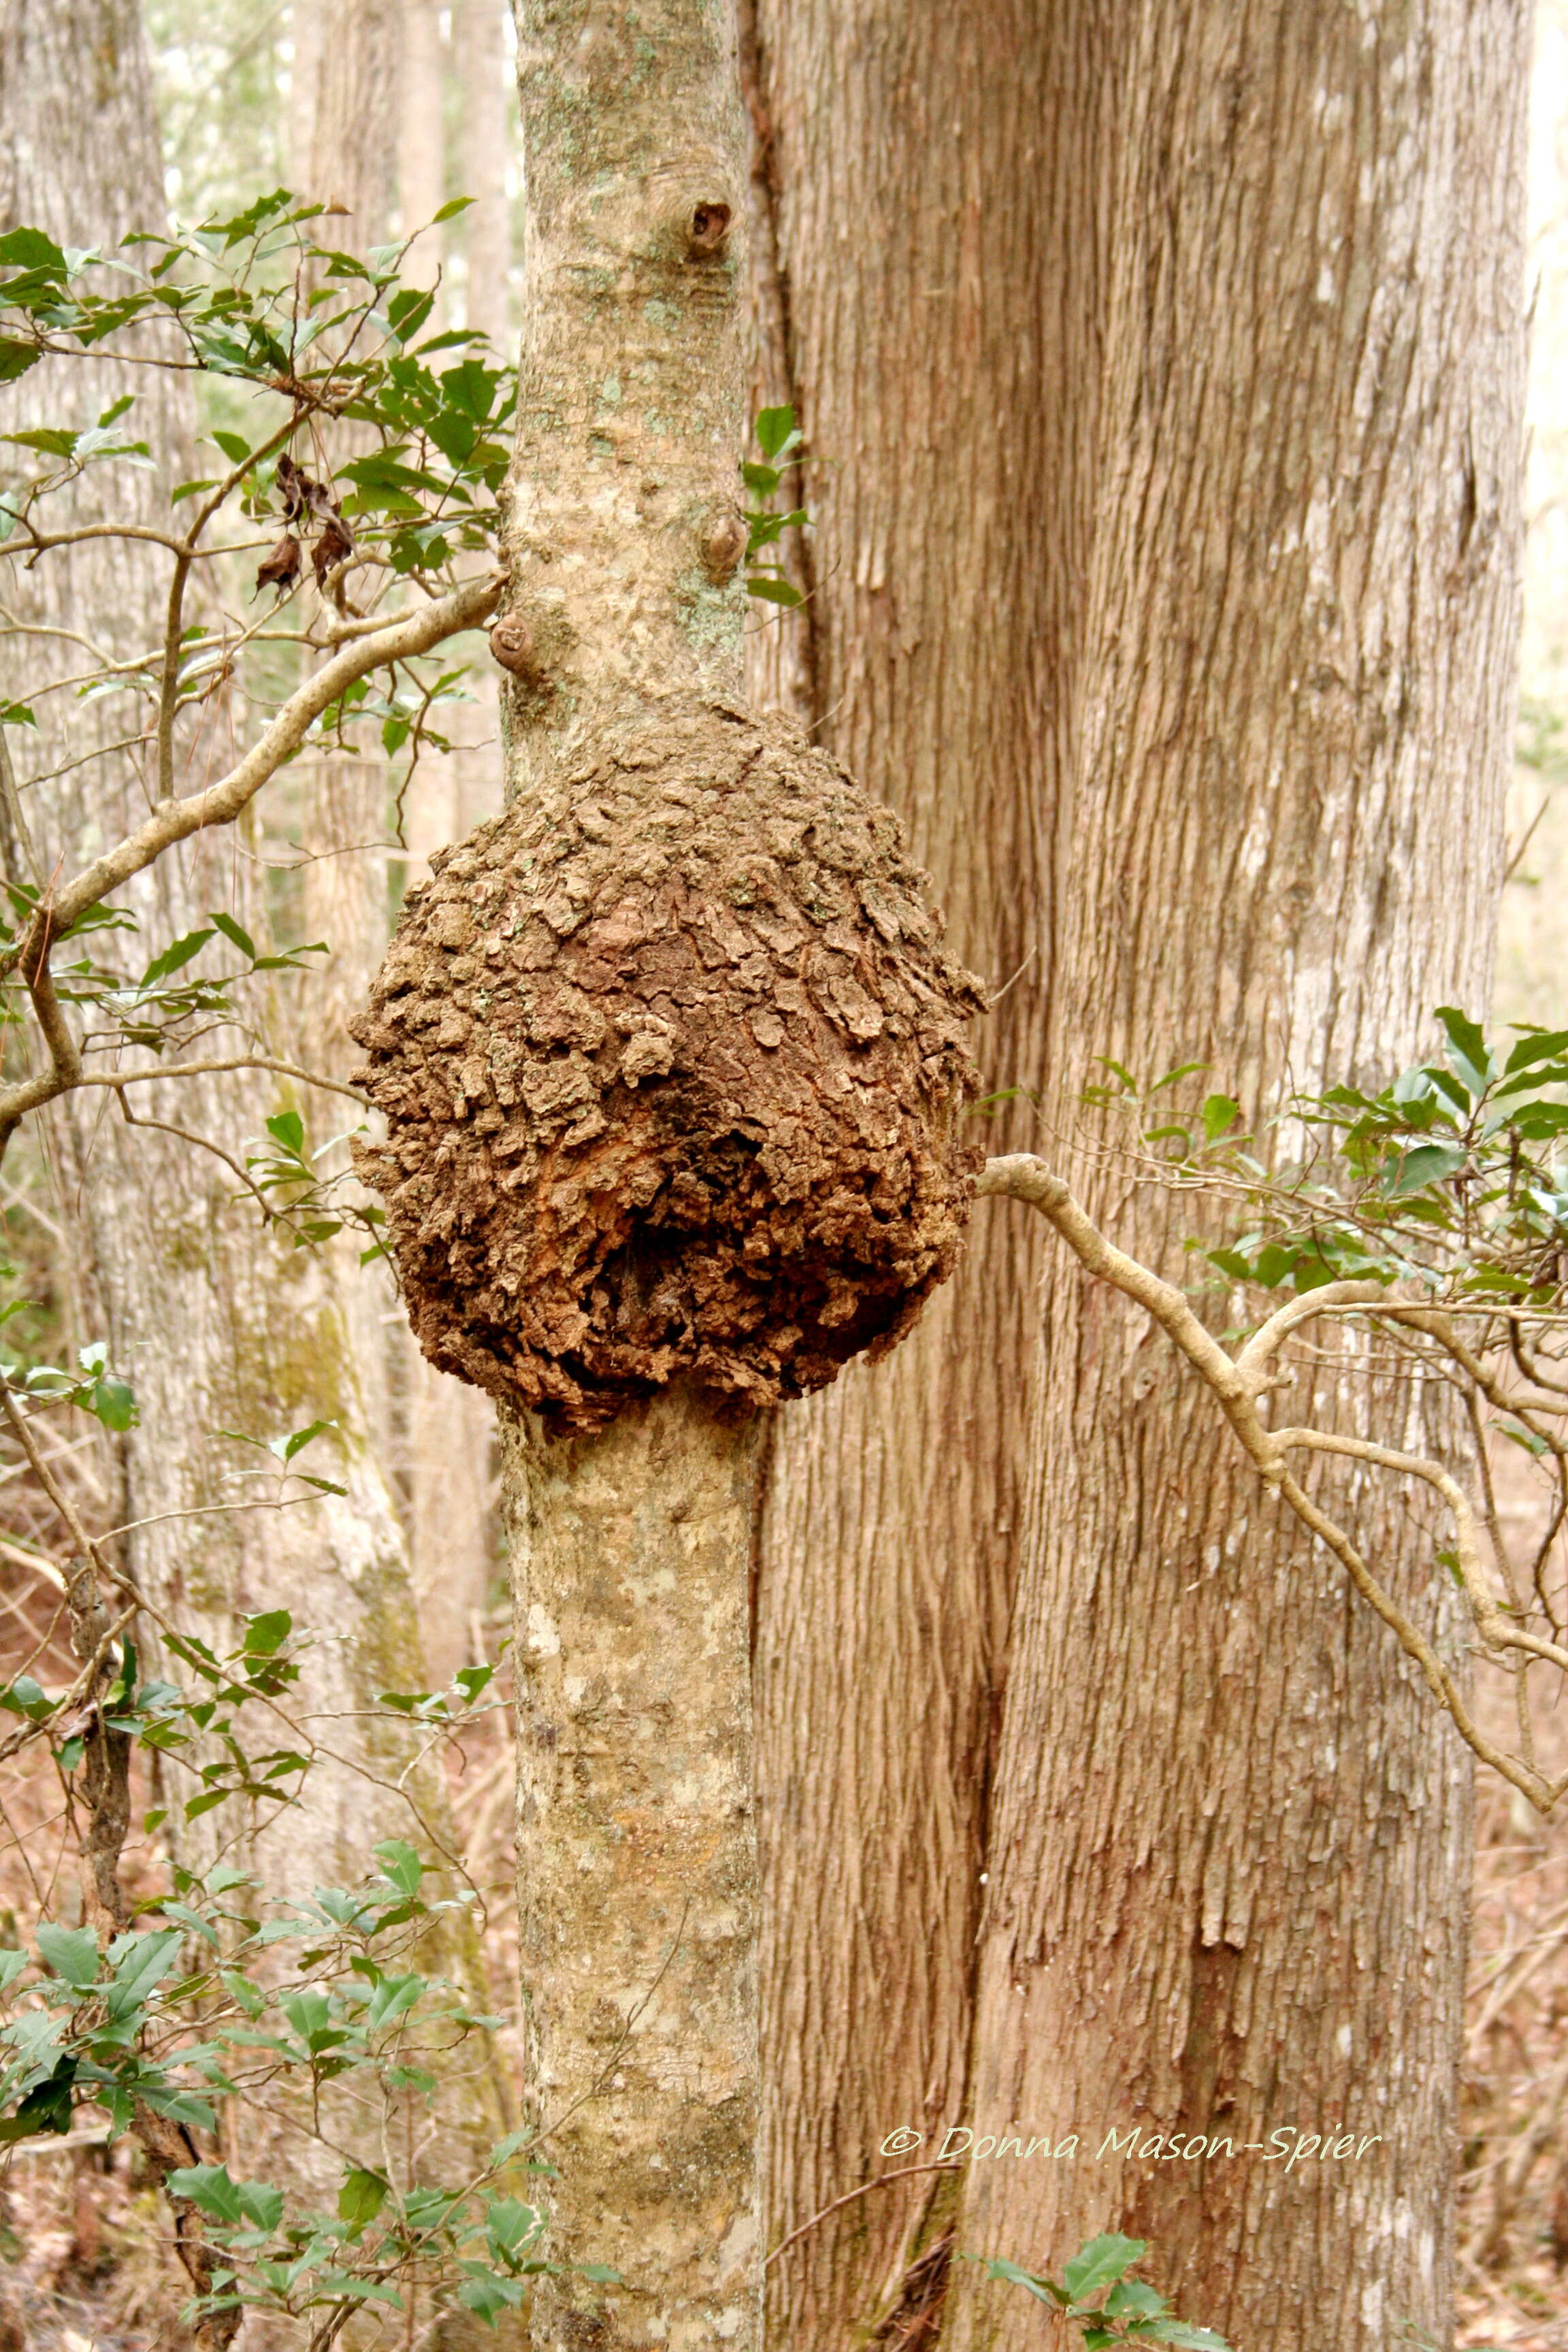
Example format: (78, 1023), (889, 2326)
(979, 1152), (1568, 1814)
(77, 1056), (365, 1105)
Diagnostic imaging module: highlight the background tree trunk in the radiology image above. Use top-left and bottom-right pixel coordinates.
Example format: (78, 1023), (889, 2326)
(456, 0), (512, 344)
(395, 0), (509, 1687)
(946, 4), (1529, 2347)
(0, 11), (512, 2332)
(399, 0), (445, 293)
(741, 5), (1111, 2335)
(310, 0), (399, 231)
(289, 2), (319, 193)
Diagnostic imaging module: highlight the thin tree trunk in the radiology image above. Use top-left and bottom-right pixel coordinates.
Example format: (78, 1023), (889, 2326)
(455, 0), (510, 339)
(741, 7), (1111, 2334)
(497, 5), (762, 2342)
(501, 1397), (766, 2342)
(288, 0), (321, 192)
(301, 0), (402, 1085)
(298, 0), (407, 1510)
(399, 0), (445, 294)
(946, 5), (1528, 2347)
(310, 0), (399, 229)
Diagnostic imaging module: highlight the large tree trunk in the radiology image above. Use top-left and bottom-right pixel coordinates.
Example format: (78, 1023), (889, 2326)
(946, 4), (1528, 2347)
(747, 1), (1526, 2342)
(741, 6), (1110, 2335)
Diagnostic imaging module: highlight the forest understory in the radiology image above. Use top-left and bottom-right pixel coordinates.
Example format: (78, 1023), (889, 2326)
(1, 1428), (1567, 2349)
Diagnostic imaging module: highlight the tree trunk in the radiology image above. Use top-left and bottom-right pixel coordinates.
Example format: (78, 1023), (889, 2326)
(399, 0), (445, 293)
(501, 1395), (766, 2343)
(310, 0), (399, 229)
(288, 0), (322, 190)
(0, 3), (512, 2315)
(396, 0), (506, 1688)
(740, 5), (1111, 2334)
(946, 4), (1528, 2347)
(499, 4), (762, 2342)
(455, 0), (511, 339)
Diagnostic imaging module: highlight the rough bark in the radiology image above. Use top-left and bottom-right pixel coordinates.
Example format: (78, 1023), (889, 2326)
(740, 6), (1109, 2334)
(353, 705), (983, 1433)
(946, 5), (1529, 2347)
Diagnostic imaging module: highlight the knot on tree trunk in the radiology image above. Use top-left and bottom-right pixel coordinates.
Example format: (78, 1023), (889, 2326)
(350, 699), (985, 1432)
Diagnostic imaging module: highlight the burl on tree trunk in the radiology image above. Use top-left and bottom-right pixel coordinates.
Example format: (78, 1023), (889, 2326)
(350, 702), (981, 1431)
(349, 704), (981, 2349)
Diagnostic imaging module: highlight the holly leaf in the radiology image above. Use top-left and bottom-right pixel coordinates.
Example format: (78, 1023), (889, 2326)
(35, 1923), (99, 1987)
(338, 2166), (389, 2234)
(747, 575), (804, 607)
(1063, 2236), (1147, 2303)
(755, 404), (801, 459)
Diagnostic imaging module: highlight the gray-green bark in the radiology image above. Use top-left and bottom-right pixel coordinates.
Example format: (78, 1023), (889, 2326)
(500, 3), (761, 2342)
(502, 1396), (765, 2343)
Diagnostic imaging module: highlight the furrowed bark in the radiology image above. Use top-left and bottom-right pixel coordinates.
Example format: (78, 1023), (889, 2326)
(946, 4), (1529, 2345)
(741, 5), (1112, 2334)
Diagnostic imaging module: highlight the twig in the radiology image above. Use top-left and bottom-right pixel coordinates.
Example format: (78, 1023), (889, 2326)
(765, 2161), (962, 2270)
(978, 1154), (1568, 1813)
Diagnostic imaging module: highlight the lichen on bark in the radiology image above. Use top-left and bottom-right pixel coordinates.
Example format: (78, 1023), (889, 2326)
(350, 698), (982, 1432)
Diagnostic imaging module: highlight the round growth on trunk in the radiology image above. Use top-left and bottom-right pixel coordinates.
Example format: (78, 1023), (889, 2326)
(349, 698), (985, 1433)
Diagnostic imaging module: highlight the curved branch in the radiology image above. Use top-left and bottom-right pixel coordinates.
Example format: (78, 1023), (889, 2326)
(1269, 1423), (1568, 1673)
(0, 570), (502, 1154)
(78, 1056), (365, 1105)
(976, 1154), (1255, 1416)
(979, 1153), (1568, 1814)
(27, 567), (505, 944)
